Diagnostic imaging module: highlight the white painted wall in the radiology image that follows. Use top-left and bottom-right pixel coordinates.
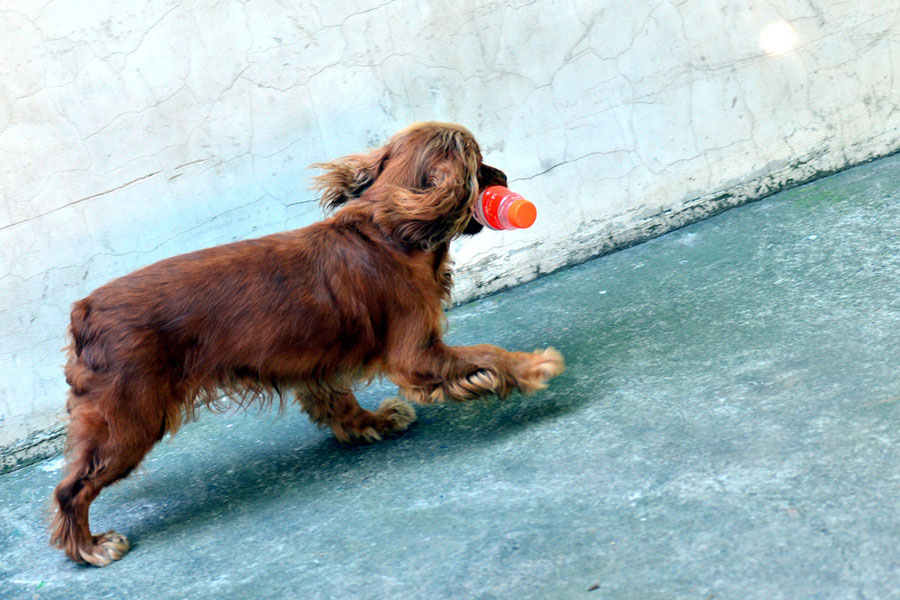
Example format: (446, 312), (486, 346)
(2, 0), (899, 465)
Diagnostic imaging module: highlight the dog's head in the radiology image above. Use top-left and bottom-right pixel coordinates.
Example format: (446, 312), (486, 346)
(313, 122), (508, 250)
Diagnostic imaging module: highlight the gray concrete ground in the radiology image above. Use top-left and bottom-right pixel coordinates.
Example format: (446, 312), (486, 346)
(2, 154), (900, 599)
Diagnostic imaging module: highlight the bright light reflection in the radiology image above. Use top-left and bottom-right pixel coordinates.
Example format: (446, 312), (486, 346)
(759, 21), (797, 55)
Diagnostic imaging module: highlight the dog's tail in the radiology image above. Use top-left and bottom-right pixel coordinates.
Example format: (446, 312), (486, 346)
(68, 299), (92, 358)
(64, 299), (99, 397)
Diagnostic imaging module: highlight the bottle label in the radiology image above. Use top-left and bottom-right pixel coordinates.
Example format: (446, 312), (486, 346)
(476, 186), (514, 230)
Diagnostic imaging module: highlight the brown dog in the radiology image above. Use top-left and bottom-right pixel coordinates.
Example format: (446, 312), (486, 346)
(50, 122), (564, 566)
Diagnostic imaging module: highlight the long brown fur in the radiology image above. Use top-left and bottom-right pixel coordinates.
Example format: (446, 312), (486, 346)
(50, 122), (564, 566)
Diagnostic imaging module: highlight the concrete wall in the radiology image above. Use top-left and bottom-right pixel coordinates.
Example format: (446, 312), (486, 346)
(2, 0), (899, 471)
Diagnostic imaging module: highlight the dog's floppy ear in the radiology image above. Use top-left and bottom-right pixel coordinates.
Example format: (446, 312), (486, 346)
(311, 145), (390, 212)
(386, 130), (480, 250)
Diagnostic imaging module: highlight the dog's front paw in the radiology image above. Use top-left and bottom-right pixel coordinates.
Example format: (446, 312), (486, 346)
(331, 398), (417, 444)
(516, 347), (565, 394)
(377, 397), (417, 433)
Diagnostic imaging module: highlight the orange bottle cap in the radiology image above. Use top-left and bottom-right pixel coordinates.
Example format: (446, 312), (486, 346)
(508, 198), (537, 229)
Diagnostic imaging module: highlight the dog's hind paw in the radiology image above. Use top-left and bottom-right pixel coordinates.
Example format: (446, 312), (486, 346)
(80, 530), (130, 567)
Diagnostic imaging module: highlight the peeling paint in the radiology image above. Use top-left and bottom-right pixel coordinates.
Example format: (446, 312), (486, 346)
(0, 424), (65, 476)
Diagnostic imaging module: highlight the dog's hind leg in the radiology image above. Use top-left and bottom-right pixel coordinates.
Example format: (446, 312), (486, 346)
(51, 384), (165, 566)
(299, 390), (416, 443)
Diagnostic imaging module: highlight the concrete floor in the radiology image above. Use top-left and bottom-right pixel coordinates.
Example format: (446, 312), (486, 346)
(2, 154), (900, 599)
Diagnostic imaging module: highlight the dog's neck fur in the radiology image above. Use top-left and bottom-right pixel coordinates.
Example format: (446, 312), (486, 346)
(330, 204), (458, 306)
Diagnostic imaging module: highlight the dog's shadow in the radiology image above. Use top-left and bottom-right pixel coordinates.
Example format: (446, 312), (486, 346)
(102, 348), (599, 551)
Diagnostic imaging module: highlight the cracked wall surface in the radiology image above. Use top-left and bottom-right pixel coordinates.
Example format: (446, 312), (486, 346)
(1, 0), (899, 467)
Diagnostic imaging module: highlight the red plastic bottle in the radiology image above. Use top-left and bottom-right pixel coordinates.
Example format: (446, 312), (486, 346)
(474, 186), (537, 230)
